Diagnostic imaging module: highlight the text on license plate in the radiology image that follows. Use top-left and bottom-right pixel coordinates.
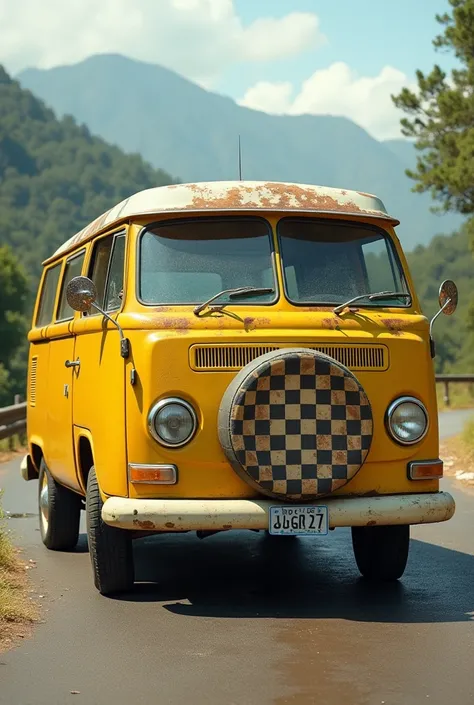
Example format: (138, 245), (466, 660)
(269, 506), (328, 535)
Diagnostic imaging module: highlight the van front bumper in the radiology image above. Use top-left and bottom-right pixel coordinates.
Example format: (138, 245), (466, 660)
(102, 491), (455, 532)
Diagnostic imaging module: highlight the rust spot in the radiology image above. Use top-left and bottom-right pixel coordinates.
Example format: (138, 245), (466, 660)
(153, 306), (171, 313)
(322, 317), (340, 330)
(133, 519), (156, 530)
(222, 524), (232, 530)
(366, 520), (377, 526)
(358, 191), (375, 198)
(381, 318), (405, 336)
(244, 317), (256, 332)
(165, 522), (175, 528)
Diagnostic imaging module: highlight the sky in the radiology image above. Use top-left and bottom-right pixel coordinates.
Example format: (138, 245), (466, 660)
(0, 0), (456, 141)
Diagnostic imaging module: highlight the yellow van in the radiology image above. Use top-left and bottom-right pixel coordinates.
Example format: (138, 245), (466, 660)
(24, 181), (457, 595)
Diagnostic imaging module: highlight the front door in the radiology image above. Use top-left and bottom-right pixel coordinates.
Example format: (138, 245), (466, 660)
(45, 250), (85, 491)
(72, 230), (128, 498)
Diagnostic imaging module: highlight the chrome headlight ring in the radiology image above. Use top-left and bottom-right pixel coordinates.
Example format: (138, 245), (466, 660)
(386, 396), (429, 446)
(148, 397), (198, 448)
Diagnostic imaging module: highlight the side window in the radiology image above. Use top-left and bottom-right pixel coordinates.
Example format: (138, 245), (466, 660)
(89, 236), (114, 310)
(104, 236), (126, 311)
(35, 263), (62, 327)
(88, 233), (126, 314)
(57, 251), (86, 321)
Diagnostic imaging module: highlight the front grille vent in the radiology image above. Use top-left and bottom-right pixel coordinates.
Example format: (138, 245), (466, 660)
(190, 344), (388, 372)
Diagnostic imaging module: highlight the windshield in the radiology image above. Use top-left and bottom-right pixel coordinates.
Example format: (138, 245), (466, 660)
(138, 217), (277, 305)
(277, 218), (409, 307)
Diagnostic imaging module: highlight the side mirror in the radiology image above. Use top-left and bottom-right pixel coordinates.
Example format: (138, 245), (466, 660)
(65, 275), (130, 359)
(66, 276), (98, 312)
(438, 279), (458, 316)
(429, 279), (458, 358)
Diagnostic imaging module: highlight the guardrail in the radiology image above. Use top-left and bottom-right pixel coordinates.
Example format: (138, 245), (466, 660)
(0, 397), (27, 443)
(435, 374), (474, 406)
(0, 375), (473, 441)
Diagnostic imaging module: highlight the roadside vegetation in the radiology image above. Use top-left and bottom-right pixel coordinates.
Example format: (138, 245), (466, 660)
(441, 418), (474, 491)
(436, 383), (474, 411)
(0, 492), (37, 651)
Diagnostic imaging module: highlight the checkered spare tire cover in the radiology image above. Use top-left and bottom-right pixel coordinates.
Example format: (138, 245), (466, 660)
(218, 348), (373, 501)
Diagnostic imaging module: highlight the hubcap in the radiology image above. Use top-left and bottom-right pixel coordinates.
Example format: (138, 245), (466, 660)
(39, 472), (49, 535)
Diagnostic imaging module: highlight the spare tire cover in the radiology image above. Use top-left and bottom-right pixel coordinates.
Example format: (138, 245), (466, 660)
(218, 348), (373, 501)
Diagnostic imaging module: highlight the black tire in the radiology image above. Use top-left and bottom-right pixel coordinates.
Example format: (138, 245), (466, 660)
(38, 459), (81, 551)
(351, 524), (410, 581)
(86, 467), (134, 596)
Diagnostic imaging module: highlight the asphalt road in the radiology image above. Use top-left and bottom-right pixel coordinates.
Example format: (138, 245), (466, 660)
(1, 410), (473, 705)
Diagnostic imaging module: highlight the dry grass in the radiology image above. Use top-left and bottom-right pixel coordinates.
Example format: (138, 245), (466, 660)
(0, 497), (38, 652)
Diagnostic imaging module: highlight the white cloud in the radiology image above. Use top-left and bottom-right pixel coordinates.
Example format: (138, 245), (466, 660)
(0, 0), (325, 86)
(238, 62), (416, 140)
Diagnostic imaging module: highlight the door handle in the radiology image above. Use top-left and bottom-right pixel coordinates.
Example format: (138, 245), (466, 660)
(65, 358), (80, 368)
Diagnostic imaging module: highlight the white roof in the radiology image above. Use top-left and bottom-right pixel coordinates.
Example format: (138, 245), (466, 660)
(50, 180), (398, 260)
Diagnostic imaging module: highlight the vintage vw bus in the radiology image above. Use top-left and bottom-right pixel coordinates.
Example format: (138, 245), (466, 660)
(23, 181), (457, 595)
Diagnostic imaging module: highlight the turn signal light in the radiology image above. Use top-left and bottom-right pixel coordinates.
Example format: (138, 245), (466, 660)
(128, 464), (177, 484)
(408, 459), (443, 480)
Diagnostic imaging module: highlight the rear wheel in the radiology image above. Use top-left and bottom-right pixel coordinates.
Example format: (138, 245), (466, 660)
(351, 524), (410, 581)
(86, 467), (134, 596)
(38, 459), (81, 551)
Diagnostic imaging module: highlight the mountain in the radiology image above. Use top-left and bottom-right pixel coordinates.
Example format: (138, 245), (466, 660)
(0, 64), (176, 281)
(18, 54), (462, 251)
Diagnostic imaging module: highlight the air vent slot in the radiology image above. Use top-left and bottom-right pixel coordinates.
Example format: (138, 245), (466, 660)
(29, 357), (38, 406)
(190, 344), (388, 372)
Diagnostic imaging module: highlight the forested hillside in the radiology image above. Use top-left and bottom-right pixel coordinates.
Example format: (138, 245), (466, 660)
(0, 65), (177, 404)
(407, 226), (473, 373)
(0, 65), (177, 280)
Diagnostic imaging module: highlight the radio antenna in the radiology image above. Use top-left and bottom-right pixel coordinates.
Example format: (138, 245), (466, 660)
(238, 135), (242, 181)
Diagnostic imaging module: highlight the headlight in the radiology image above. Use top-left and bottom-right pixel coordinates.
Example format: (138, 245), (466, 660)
(386, 396), (428, 445)
(148, 398), (197, 447)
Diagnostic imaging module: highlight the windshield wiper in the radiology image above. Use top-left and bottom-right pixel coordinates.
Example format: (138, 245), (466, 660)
(193, 287), (275, 317)
(333, 291), (412, 315)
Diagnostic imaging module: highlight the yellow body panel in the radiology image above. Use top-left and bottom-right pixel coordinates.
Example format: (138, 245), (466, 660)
(27, 208), (441, 507)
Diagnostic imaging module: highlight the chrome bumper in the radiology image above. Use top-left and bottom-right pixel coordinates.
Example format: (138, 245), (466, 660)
(102, 492), (455, 531)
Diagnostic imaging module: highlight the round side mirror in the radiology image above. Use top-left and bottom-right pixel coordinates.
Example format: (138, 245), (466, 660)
(438, 279), (458, 316)
(66, 276), (98, 312)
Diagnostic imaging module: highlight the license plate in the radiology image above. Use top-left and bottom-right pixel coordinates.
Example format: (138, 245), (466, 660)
(269, 505), (328, 536)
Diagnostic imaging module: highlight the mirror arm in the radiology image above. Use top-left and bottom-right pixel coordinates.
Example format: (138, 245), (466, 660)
(90, 303), (130, 359)
(429, 297), (451, 338)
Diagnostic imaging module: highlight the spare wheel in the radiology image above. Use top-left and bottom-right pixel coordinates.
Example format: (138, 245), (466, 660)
(218, 348), (373, 501)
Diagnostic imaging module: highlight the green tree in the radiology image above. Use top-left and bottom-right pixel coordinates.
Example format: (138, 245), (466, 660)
(0, 245), (28, 406)
(392, 0), (474, 371)
(392, 0), (474, 217)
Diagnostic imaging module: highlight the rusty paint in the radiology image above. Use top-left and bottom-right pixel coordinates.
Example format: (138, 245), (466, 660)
(165, 522), (175, 528)
(222, 524), (233, 530)
(47, 180), (399, 264)
(381, 318), (405, 336)
(133, 519), (156, 530)
(322, 318), (341, 330)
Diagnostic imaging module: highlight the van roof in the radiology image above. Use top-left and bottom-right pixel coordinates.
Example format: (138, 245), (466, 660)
(48, 181), (399, 263)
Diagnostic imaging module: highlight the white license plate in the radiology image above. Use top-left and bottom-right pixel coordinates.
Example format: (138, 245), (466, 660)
(269, 506), (328, 536)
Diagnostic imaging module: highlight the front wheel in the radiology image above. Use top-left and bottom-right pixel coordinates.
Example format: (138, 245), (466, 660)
(86, 467), (134, 596)
(351, 524), (409, 581)
(38, 459), (81, 551)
